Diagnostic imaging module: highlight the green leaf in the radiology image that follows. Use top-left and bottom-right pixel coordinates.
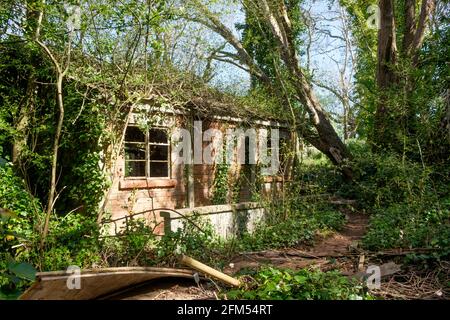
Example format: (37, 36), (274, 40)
(0, 157), (6, 167)
(0, 288), (22, 300)
(294, 275), (307, 284)
(7, 262), (37, 281)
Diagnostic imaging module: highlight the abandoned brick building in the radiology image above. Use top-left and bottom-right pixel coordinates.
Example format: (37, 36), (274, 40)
(102, 94), (295, 237)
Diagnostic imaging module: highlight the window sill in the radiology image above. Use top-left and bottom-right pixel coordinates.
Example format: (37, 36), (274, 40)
(119, 178), (176, 190)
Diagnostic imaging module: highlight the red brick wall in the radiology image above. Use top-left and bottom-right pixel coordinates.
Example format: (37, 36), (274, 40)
(103, 115), (291, 235)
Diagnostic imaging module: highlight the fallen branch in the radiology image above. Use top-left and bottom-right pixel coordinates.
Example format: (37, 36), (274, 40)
(180, 255), (241, 287)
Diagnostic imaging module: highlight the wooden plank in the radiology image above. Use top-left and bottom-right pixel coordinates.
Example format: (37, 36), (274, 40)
(358, 254), (365, 271)
(20, 267), (196, 300)
(180, 255), (241, 287)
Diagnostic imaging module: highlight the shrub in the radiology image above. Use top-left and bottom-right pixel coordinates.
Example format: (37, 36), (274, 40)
(0, 163), (43, 257)
(237, 200), (345, 251)
(37, 213), (102, 270)
(344, 140), (435, 207)
(343, 140), (450, 256)
(0, 162), (42, 297)
(157, 212), (222, 265)
(100, 217), (159, 266)
(363, 203), (450, 256)
(226, 267), (372, 300)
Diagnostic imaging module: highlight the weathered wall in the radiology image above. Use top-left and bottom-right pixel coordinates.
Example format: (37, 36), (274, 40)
(161, 202), (266, 239)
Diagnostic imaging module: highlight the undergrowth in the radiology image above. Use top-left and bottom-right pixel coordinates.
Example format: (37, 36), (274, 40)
(1, 139), (449, 299)
(226, 267), (373, 300)
(297, 140), (450, 260)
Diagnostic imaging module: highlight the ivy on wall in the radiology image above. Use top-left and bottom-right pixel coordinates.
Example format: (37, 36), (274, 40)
(212, 159), (230, 205)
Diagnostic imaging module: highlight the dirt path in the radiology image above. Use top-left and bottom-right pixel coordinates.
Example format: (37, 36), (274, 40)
(307, 210), (369, 256)
(223, 210), (369, 274)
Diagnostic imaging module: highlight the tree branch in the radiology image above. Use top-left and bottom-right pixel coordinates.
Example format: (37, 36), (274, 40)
(412, 0), (435, 63)
(186, 0), (270, 85)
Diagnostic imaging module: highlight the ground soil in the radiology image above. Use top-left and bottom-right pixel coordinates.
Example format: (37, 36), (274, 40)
(222, 210), (369, 275)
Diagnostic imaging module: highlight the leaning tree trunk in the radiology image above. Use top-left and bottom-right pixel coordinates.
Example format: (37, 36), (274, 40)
(190, 0), (353, 179)
(257, 0), (353, 178)
(290, 65), (353, 179)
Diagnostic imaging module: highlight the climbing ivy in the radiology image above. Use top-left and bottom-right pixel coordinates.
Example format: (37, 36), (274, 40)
(212, 137), (231, 204)
(212, 160), (230, 205)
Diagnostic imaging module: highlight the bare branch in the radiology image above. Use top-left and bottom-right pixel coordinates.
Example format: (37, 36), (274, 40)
(186, 0), (270, 84)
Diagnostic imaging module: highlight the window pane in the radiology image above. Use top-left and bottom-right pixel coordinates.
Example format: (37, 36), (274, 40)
(125, 126), (145, 142)
(125, 161), (146, 177)
(150, 145), (168, 161)
(125, 143), (146, 160)
(149, 162), (168, 177)
(149, 128), (168, 143)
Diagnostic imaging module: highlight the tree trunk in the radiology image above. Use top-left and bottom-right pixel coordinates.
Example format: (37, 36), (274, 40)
(41, 73), (64, 246)
(374, 0), (398, 150)
(13, 0), (40, 165)
(403, 0), (416, 55)
(258, 0), (353, 178)
(12, 74), (35, 165)
(292, 74), (353, 179)
(373, 0), (435, 150)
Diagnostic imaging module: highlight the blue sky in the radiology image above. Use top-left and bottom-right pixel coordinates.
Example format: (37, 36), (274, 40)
(203, 0), (353, 101)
